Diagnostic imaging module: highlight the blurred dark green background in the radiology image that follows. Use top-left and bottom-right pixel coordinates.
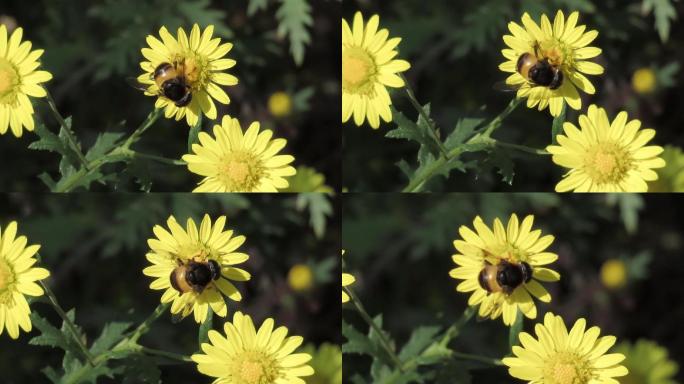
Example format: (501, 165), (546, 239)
(343, 193), (683, 382)
(0, 193), (340, 383)
(343, 0), (684, 191)
(0, 0), (340, 191)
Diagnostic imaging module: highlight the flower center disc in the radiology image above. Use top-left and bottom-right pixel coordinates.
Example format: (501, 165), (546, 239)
(539, 40), (572, 69)
(219, 152), (264, 191)
(585, 144), (631, 184)
(544, 353), (591, 384)
(342, 47), (376, 94)
(232, 352), (279, 384)
(0, 260), (15, 302)
(0, 59), (19, 102)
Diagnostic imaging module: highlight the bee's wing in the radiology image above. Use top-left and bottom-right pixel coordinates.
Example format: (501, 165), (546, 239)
(493, 81), (519, 93)
(126, 77), (153, 93)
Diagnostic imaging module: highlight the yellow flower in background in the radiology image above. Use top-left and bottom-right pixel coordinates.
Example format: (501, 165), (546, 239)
(449, 214), (559, 326)
(301, 343), (342, 384)
(0, 221), (50, 339)
(504, 313), (628, 384)
(648, 145), (684, 192)
(614, 339), (679, 384)
(138, 24), (238, 127)
(632, 68), (657, 94)
(341, 250), (355, 303)
(499, 11), (603, 117)
(0, 25), (53, 137)
(268, 91), (293, 118)
(288, 264), (314, 292)
(191, 311), (314, 383)
(183, 115), (296, 192)
(547, 105), (665, 192)
(342, 12), (411, 129)
(143, 214), (251, 324)
(600, 259), (627, 290)
(284, 166), (334, 193)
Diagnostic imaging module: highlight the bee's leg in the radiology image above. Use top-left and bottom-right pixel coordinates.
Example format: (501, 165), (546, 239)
(174, 90), (192, 107)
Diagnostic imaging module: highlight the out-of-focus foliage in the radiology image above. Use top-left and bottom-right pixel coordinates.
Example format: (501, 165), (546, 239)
(343, 0), (683, 191)
(343, 193), (684, 382)
(0, 0), (339, 191)
(0, 194), (340, 383)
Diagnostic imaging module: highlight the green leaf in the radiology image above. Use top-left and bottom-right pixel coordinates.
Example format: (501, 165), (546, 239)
(386, 105), (441, 158)
(86, 132), (125, 161)
(509, 311), (523, 348)
(90, 322), (132, 355)
(177, 0), (234, 38)
(292, 86), (315, 111)
(198, 306), (214, 345)
(486, 148), (515, 185)
(29, 313), (73, 351)
(120, 355), (161, 384)
(248, 0), (270, 16)
(276, 0), (312, 65)
(551, 103), (567, 145)
(342, 320), (380, 357)
(642, 0), (677, 42)
(398, 326), (442, 361)
(444, 118), (485, 150)
(296, 193), (333, 238)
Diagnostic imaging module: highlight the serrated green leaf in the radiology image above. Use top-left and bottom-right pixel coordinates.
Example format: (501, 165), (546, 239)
(444, 118), (485, 150)
(86, 132), (125, 161)
(296, 193), (332, 238)
(248, 0), (270, 16)
(342, 320), (379, 356)
(121, 355), (162, 384)
(29, 313), (72, 350)
(386, 105), (441, 158)
(398, 326), (442, 361)
(643, 0), (677, 42)
(276, 0), (312, 65)
(486, 148), (515, 185)
(90, 322), (132, 355)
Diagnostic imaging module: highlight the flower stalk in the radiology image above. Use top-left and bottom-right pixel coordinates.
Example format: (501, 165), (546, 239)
(44, 89), (89, 169)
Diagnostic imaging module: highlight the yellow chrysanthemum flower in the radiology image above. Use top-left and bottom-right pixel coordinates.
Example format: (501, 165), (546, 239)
(138, 24), (238, 127)
(449, 214), (559, 326)
(182, 115), (296, 192)
(547, 104), (665, 192)
(341, 250), (355, 303)
(632, 68), (657, 94)
(503, 313), (628, 384)
(142, 214), (251, 324)
(499, 11), (603, 117)
(301, 343), (342, 384)
(0, 221), (50, 339)
(600, 259), (627, 290)
(342, 12), (410, 129)
(648, 145), (684, 192)
(613, 339), (679, 384)
(288, 264), (314, 292)
(191, 311), (314, 384)
(0, 25), (53, 137)
(268, 91), (293, 118)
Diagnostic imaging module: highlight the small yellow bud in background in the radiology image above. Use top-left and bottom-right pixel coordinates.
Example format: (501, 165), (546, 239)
(632, 68), (657, 94)
(288, 264), (314, 292)
(268, 91), (293, 118)
(600, 259), (628, 289)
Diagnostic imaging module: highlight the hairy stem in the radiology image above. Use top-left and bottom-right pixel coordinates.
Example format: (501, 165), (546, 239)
(44, 89), (89, 169)
(39, 280), (96, 366)
(344, 286), (403, 370)
(400, 73), (449, 158)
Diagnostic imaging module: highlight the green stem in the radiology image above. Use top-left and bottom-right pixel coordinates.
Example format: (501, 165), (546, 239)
(138, 346), (193, 362)
(44, 89), (89, 169)
(132, 151), (186, 165)
(452, 351), (504, 366)
(402, 98), (522, 192)
(38, 280), (96, 366)
(439, 306), (475, 347)
(399, 73), (449, 158)
(495, 141), (549, 155)
(122, 109), (163, 150)
(343, 287), (403, 370)
(128, 303), (169, 344)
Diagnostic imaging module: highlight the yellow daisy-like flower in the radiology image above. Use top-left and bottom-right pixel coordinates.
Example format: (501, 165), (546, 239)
(0, 221), (50, 339)
(138, 24), (238, 127)
(449, 214), (559, 326)
(547, 104), (665, 192)
(613, 339), (679, 384)
(0, 25), (53, 137)
(191, 311), (314, 384)
(142, 214), (251, 324)
(341, 250), (355, 303)
(499, 11), (603, 117)
(342, 12), (411, 129)
(503, 312), (628, 384)
(182, 115), (296, 192)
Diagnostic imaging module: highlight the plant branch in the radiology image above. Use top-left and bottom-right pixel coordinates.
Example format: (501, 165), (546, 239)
(494, 141), (549, 155)
(131, 151), (186, 165)
(439, 306), (475, 347)
(128, 303), (169, 344)
(138, 346), (193, 362)
(452, 351), (504, 366)
(44, 89), (89, 169)
(38, 280), (96, 366)
(122, 108), (163, 150)
(399, 73), (449, 158)
(344, 286), (403, 370)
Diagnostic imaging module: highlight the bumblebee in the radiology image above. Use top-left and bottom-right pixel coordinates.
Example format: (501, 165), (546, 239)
(478, 260), (533, 295)
(516, 43), (563, 90)
(150, 62), (193, 107)
(169, 259), (221, 294)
